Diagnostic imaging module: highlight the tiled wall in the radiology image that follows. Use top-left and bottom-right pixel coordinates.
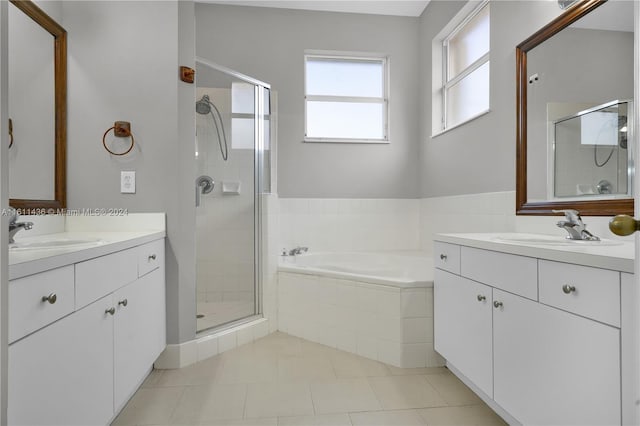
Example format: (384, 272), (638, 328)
(278, 272), (442, 368)
(278, 198), (421, 253)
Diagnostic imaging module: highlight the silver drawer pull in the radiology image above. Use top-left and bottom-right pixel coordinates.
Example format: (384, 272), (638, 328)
(493, 300), (503, 309)
(477, 295), (486, 302)
(118, 299), (128, 307)
(148, 254), (157, 261)
(440, 254), (447, 261)
(562, 284), (576, 294)
(105, 307), (116, 316)
(41, 293), (57, 304)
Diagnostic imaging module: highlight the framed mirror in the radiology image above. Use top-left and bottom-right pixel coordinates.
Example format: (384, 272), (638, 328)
(516, 0), (634, 216)
(8, 0), (66, 212)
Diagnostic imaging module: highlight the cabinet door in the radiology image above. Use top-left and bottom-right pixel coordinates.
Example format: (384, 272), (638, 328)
(114, 268), (166, 411)
(434, 269), (493, 396)
(493, 289), (620, 426)
(9, 295), (114, 426)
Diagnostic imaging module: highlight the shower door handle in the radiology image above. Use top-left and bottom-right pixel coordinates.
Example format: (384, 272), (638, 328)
(196, 175), (215, 207)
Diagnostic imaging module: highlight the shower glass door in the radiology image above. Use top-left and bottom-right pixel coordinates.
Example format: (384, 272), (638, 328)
(195, 59), (270, 333)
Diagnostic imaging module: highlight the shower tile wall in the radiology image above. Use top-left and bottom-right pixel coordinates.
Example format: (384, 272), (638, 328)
(278, 198), (421, 253)
(196, 87), (256, 330)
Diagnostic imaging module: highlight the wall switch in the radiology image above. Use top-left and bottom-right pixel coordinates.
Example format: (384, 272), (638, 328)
(121, 171), (136, 194)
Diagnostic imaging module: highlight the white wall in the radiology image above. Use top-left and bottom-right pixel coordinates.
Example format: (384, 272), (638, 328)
(0, 1), (8, 422)
(62, 1), (197, 345)
(195, 3), (421, 199)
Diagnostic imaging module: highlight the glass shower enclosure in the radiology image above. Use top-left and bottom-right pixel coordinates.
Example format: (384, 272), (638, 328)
(194, 58), (270, 333)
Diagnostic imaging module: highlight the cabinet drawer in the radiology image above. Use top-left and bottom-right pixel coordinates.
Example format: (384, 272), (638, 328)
(434, 242), (461, 274)
(138, 239), (164, 277)
(539, 260), (620, 327)
(9, 266), (75, 343)
(75, 248), (138, 309)
(461, 246), (538, 300)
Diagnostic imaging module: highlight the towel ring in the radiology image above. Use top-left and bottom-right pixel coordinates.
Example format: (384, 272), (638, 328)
(103, 121), (135, 156)
(8, 118), (13, 149)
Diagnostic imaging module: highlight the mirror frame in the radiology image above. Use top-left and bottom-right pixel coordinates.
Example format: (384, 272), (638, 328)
(9, 0), (66, 212)
(515, 0), (634, 216)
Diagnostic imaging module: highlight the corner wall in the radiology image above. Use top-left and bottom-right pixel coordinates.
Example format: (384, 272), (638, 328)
(418, 1), (562, 198)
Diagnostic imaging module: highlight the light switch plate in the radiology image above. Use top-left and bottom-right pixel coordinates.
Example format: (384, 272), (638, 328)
(121, 171), (136, 194)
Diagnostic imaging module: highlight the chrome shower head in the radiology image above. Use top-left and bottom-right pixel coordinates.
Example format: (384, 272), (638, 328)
(196, 95), (211, 115)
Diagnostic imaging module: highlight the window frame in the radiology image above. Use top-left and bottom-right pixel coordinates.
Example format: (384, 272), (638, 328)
(433, 0), (490, 137)
(303, 52), (389, 144)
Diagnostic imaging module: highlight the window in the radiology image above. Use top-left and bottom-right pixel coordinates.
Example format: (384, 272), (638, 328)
(433, 1), (490, 135)
(304, 53), (388, 143)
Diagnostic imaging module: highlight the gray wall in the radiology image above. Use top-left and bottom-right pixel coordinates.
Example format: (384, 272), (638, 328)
(63, 1), (197, 344)
(419, 1), (563, 198)
(195, 4), (420, 198)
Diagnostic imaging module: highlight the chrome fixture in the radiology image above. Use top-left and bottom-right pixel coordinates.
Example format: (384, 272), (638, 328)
(557, 0), (577, 10)
(196, 94), (229, 161)
(288, 246), (309, 256)
(8, 208), (33, 244)
(195, 175), (215, 207)
(553, 209), (600, 241)
(562, 284), (577, 294)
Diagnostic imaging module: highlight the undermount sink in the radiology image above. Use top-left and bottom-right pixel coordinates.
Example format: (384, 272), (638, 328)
(10, 237), (105, 251)
(492, 234), (623, 247)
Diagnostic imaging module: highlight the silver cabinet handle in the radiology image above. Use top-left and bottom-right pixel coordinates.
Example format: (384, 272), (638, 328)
(148, 254), (157, 261)
(562, 284), (576, 294)
(493, 301), (503, 309)
(440, 254), (447, 261)
(477, 295), (486, 302)
(118, 299), (128, 307)
(42, 293), (57, 304)
(105, 307), (116, 316)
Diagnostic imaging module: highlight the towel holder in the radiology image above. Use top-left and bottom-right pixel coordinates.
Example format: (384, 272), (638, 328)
(103, 121), (135, 156)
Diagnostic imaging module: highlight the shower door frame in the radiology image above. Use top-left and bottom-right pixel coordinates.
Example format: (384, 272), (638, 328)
(195, 57), (271, 335)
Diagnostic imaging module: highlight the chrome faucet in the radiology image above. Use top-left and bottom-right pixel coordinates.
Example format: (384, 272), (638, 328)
(8, 208), (33, 244)
(553, 209), (599, 241)
(288, 246), (309, 256)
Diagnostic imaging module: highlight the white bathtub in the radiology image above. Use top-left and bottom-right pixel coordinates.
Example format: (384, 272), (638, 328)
(278, 251), (433, 288)
(277, 251), (443, 368)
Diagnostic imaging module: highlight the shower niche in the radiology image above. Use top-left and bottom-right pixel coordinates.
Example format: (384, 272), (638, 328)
(194, 59), (272, 333)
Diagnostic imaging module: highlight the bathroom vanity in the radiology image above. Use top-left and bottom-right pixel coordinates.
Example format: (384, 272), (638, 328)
(433, 233), (634, 425)
(7, 217), (166, 426)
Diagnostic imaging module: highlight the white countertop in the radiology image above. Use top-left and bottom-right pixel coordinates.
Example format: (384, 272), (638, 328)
(434, 233), (635, 273)
(9, 212), (166, 280)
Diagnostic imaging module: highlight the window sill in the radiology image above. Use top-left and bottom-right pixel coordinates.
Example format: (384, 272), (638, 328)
(431, 109), (491, 139)
(303, 138), (390, 144)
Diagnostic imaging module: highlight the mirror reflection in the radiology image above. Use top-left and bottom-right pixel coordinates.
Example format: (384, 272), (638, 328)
(7, 0), (66, 211)
(8, 0), (57, 200)
(525, 0), (634, 204)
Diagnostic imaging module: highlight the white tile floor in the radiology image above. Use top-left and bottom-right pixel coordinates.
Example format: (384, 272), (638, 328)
(113, 332), (506, 426)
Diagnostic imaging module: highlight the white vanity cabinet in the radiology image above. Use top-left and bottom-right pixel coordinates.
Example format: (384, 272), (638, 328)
(8, 238), (166, 426)
(433, 269), (493, 397)
(434, 240), (625, 425)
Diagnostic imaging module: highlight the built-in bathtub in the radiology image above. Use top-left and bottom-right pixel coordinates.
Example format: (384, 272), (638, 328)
(278, 251), (443, 368)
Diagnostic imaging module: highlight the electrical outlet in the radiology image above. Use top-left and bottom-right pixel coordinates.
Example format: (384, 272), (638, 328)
(121, 171), (136, 194)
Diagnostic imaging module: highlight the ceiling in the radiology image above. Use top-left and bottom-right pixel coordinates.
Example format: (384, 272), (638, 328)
(197, 0), (432, 17)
